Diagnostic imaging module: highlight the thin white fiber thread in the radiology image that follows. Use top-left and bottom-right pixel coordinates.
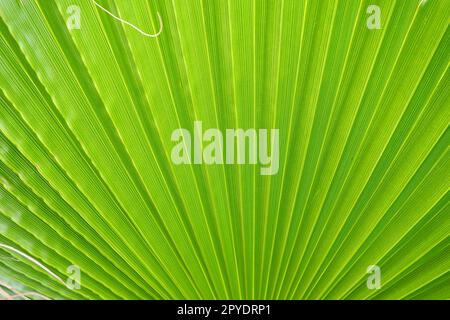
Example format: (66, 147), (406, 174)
(0, 243), (65, 286)
(92, 1), (163, 37)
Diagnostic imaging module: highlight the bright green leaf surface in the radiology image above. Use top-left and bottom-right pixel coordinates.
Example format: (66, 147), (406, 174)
(0, 0), (449, 300)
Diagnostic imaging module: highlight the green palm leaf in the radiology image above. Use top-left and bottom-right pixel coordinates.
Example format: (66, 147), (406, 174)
(0, 0), (449, 300)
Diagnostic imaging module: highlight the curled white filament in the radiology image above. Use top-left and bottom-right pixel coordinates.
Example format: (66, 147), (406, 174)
(93, 1), (163, 37)
(0, 243), (65, 286)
